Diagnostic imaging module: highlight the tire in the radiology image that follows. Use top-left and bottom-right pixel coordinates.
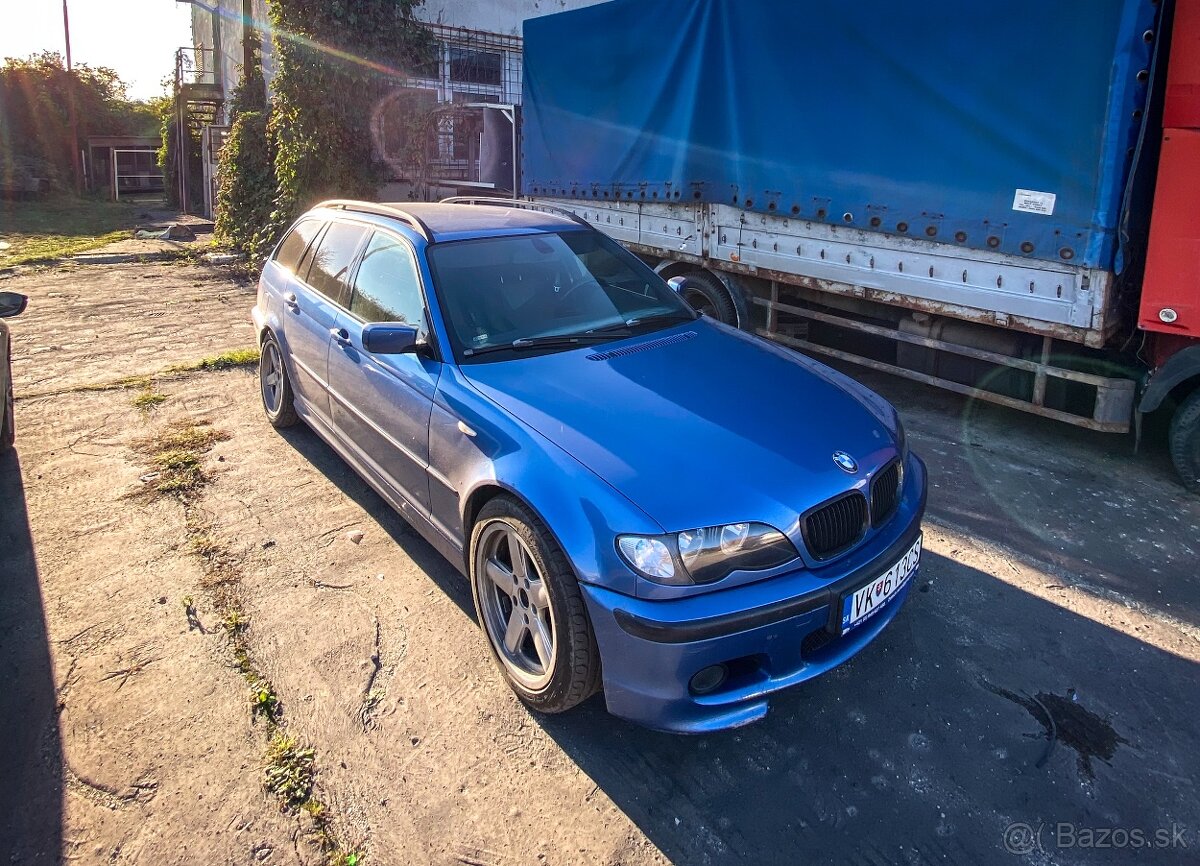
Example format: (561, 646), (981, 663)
(1169, 389), (1200, 493)
(469, 496), (601, 713)
(258, 332), (299, 429)
(680, 270), (738, 325)
(0, 357), (13, 454)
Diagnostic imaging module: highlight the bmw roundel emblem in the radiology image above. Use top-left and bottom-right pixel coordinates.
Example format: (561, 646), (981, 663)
(832, 451), (859, 474)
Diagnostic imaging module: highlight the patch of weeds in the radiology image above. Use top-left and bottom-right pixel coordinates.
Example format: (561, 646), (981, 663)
(132, 421), (229, 497)
(150, 423), (357, 864)
(250, 680), (281, 723)
(167, 347), (260, 373)
(263, 734), (315, 809)
(302, 799), (361, 866)
(222, 608), (250, 635)
(132, 385), (167, 410)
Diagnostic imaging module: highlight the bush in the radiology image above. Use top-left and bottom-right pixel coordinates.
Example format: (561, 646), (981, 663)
(215, 111), (275, 260)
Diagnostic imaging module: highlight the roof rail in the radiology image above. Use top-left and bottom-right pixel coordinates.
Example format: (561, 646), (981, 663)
(316, 200), (434, 243)
(439, 196), (592, 229)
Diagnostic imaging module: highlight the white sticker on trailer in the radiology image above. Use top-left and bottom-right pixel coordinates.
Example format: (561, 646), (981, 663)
(1012, 189), (1057, 215)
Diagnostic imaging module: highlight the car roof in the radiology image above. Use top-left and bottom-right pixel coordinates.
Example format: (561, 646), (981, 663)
(312, 201), (585, 244)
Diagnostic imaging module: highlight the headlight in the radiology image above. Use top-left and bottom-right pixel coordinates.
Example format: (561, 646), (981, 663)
(618, 522), (798, 585)
(617, 536), (677, 582)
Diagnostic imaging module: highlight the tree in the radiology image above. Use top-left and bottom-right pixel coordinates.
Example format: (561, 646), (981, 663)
(0, 52), (158, 191)
(262, 0), (436, 246)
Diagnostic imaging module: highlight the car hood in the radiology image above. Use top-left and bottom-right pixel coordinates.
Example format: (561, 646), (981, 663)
(461, 320), (898, 540)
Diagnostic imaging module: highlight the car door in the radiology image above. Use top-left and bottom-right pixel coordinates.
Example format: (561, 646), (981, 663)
(327, 230), (442, 515)
(283, 220), (369, 422)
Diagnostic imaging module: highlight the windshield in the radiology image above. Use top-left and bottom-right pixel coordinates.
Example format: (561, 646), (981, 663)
(426, 230), (696, 362)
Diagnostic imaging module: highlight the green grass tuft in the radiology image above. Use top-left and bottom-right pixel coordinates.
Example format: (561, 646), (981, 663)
(263, 734), (315, 808)
(167, 347), (260, 373)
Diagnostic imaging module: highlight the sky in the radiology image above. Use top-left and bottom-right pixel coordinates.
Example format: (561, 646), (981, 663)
(1, 0), (194, 100)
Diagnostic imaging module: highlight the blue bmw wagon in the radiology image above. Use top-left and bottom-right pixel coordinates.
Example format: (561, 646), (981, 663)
(251, 199), (927, 733)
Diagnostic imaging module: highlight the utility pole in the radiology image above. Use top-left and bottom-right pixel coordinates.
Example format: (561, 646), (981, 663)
(63, 0), (83, 194)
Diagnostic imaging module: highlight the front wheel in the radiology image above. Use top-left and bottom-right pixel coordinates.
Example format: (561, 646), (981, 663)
(469, 496), (601, 713)
(1169, 389), (1200, 493)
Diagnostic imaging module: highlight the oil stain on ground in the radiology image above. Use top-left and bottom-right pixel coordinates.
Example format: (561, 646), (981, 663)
(982, 680), (1130, 780)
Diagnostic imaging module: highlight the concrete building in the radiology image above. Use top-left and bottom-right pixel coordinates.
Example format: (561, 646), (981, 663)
(185, 0), (606, 211)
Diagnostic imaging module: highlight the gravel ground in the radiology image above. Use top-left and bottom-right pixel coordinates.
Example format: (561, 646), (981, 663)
(1, 260), (1197, 865)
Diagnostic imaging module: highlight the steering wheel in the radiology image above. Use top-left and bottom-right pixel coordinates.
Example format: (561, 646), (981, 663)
(555, 275), (603, 306)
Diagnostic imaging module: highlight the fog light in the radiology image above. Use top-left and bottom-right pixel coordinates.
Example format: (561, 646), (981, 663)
(689, 664), (729, 695)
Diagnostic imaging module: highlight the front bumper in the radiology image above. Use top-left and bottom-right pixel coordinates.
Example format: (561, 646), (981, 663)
(581, 454), (927, 733)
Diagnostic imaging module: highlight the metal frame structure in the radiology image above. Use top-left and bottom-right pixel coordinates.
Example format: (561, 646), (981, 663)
(110, 148), (165, 201)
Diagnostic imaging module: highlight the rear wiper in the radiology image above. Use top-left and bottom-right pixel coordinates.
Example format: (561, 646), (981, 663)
(463, 332), (624, 358)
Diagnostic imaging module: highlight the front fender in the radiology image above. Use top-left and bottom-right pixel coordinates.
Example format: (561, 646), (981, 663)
(428, 366), (662, 597)
(1139, 344), (1200, 414)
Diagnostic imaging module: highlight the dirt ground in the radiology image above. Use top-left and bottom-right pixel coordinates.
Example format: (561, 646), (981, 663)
(1, 259), (1198, 865)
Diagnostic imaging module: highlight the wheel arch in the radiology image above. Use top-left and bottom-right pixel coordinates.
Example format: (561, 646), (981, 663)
(460, 481), (576, 579)
(1139, 344), (1200, 414)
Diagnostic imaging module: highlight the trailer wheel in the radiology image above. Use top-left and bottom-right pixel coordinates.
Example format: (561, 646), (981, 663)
(680, 271), (738, 326)
(1169, 389), (1200, 493)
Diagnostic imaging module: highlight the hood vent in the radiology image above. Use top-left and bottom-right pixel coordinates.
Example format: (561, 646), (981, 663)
(587, 330), (697, 361)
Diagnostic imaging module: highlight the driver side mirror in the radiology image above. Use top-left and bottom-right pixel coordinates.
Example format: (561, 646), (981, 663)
(362, 322), (425, 355)
(0, 292), (28, 318)
(667, 276), (691, 294)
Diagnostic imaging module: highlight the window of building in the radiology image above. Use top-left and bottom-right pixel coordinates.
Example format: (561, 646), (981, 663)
(448, 47), (502, 87)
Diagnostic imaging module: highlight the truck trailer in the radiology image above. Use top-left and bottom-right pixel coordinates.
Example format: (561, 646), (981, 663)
(518, 0), (1200, 489)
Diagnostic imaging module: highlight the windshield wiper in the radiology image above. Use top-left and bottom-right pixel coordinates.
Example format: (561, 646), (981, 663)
(585, 311), (696, 336)
(463, 332), (624, 358)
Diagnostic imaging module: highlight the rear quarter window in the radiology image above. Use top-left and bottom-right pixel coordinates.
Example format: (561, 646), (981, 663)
(273, 219), (322, 273)
(306, 221), (369, 306)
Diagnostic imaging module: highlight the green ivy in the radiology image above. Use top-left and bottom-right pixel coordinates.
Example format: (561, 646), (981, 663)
(257, 0), (436, 255)
(215, 31), (275, 258)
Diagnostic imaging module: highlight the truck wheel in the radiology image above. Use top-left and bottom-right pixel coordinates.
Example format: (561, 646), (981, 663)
(1169, 389), (1200, 493)
(680, 271), (738, 326)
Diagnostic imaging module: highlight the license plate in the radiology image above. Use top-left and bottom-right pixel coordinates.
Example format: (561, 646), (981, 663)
(840, 534), (922, 633)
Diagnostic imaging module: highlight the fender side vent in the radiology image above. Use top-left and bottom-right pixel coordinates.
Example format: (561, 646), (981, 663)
(587, 330), (697, 361)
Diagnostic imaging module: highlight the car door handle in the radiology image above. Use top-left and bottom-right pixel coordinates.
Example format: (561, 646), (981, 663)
(283, 292), (299, 311)
(330, 327), (351, 347)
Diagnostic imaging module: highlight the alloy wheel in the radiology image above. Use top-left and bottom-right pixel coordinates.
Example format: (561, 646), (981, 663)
(474, 520), (557, 690)
(260, 341), (283, 415)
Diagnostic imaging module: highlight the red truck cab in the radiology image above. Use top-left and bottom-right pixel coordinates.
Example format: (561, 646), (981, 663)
(1139, 0), (1200, 489)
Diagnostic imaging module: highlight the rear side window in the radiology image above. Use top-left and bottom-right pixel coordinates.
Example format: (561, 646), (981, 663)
(273, 219), (321, 273)
(350, 232), (425, 327)
(306, 221), (368, 305)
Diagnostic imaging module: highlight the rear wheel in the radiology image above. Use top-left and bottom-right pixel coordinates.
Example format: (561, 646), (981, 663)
(1169, 389), (1200, 493)
(679, 270), (738, 325)
(259, 333), (299, 428)
(0, 356), (14, 454)
(469, 496), (601, 713)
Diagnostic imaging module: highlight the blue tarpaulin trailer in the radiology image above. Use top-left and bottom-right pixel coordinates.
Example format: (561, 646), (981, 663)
(523, 0), (1155, 270)
(522, 0), (1167, 433)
